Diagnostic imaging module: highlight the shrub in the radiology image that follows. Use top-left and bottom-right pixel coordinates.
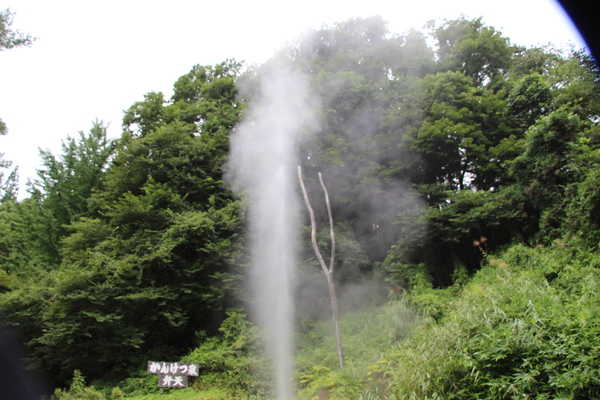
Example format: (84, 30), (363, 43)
(54, 370), (106, 400)
(370, 244), (600, 399)
(181, 310), (270, 397)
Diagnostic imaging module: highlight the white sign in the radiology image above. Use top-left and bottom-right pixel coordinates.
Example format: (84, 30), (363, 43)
(158, 374), (188, 388)
(147, 361), (199, 377)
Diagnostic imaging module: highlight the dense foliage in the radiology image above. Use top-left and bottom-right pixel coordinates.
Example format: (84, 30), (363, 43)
(370, 243), (600, 399)
(1, 60), (246, 385)
(0, 14), (599, 399)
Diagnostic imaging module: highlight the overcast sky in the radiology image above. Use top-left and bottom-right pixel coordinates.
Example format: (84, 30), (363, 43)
(0, 0), (586, 198)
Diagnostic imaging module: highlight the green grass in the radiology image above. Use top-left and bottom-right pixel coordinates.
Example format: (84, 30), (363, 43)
(294, 299), (419, 399)
(367, 243), (600, 399)
(122, 387), (249, 400)
(123, 388), (215, 400)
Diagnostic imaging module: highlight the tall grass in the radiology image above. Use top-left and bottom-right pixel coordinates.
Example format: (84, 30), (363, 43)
(367, 243), (600, 399)
(294, 299), (419, 399)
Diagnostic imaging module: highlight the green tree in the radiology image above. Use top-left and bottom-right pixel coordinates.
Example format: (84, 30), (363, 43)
(0, 8), (34, 51)
(506, 73), (553, 128)
(564, 146), (600, 247)
(289, 17), (432, 265)
(26, 121), (116, 264)
(121, 91), (166, 137)
(384, 186), (531, 286)
(549, 49), (600, 119)
(413, 71), (514, 191)
(380, 21), (600, 287)
(0, 152), (18, 202)
(1, 8), (35, 135)
(0, 61), (246, 385)
(510, 108), (594, 241)
(123, 60), (242, 138)
(433, 16), (514, 86)
(510, 45), (563, 78)
(0, 200), (36, 276)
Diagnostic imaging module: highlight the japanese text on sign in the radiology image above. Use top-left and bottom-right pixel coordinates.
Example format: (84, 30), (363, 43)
(158, 374), (188, 388)
(147, 361), (199, 377)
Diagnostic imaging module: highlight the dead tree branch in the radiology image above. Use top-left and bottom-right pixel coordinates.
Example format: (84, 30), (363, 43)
(298, 165), (345, 369)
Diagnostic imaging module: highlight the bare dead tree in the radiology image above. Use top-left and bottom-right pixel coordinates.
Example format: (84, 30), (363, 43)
(298, 165), (345, 369)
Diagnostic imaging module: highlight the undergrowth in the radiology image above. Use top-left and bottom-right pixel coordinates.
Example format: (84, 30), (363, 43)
(366, 242), (600, 399)
(180, 309), (271, 398)
(54, 242), (600, 399)
(295, 300), (418, 399)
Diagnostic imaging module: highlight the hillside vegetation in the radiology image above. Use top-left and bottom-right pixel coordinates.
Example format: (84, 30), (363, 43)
(0, 15), (599, 399)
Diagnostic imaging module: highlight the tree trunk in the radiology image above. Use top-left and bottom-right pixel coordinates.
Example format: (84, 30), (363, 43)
(298, 166), (345, 369)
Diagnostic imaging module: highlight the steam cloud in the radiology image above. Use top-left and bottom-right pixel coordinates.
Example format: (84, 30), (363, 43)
(226, 56), (318, 399)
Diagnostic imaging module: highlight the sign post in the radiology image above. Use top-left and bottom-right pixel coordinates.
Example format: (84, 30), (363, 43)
(147, 361), (199, 389)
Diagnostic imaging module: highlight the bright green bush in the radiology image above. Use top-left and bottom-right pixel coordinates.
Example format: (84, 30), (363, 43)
(368, 244), (600, 399)
(54, 370), (106, 400)
(111, 373), (159, 397)
(110, 386), (124, 400)
(181, 310), (270, 398)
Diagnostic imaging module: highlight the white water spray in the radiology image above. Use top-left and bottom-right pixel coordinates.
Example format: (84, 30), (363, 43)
(226, 58), (317, 399)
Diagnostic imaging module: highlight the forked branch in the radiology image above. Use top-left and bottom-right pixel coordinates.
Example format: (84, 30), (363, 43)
(298, 166), (345, 369)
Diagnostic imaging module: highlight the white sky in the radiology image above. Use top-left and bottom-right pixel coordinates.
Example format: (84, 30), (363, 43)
(0, 0), (586, 198)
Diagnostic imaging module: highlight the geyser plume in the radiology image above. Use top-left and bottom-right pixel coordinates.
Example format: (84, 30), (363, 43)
(226, 58), (317, 399)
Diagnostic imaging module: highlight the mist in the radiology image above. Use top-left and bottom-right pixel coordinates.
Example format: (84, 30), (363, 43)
(225, 56), (318, 399)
